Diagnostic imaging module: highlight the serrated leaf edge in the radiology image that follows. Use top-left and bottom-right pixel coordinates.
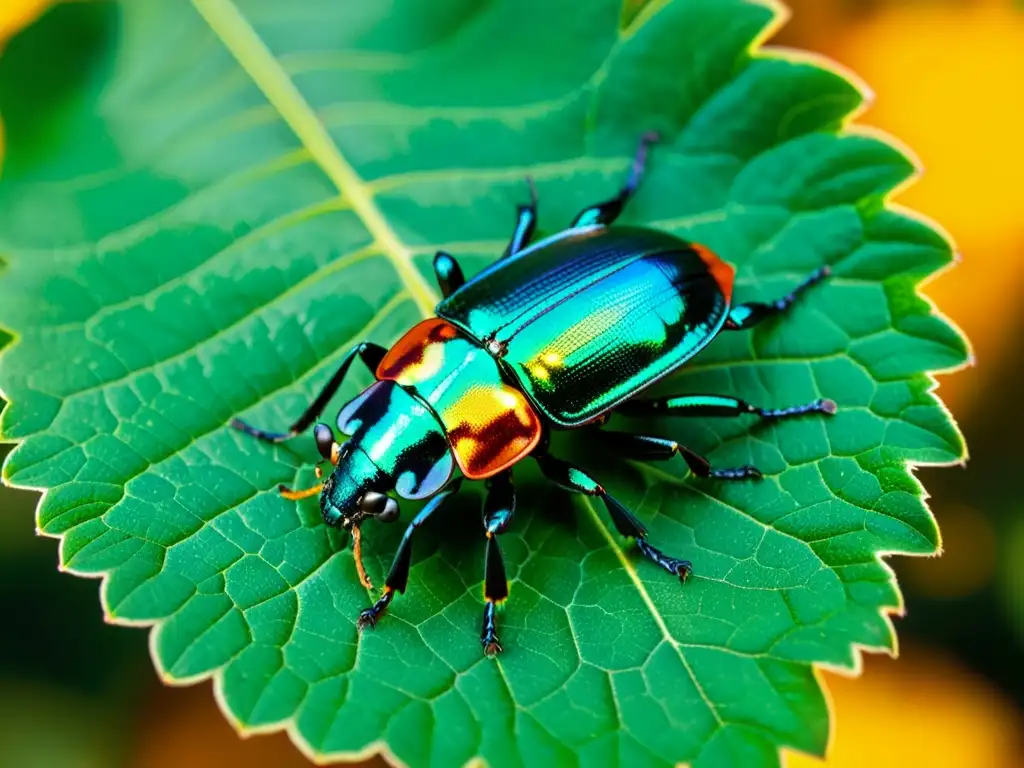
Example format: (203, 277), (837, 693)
(0, 0), (972, 766)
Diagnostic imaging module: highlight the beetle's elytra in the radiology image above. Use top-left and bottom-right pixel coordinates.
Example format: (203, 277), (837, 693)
(232, 133), (835, 656)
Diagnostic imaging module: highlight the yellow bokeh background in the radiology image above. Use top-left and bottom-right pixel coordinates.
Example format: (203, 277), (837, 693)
(2, 1), (1022, 766)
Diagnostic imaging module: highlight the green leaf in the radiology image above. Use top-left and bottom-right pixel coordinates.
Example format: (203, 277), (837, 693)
(0, 1), (967, 766)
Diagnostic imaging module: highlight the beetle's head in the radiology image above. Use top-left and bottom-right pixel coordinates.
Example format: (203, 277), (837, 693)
(316, 380), (456, 531)
(318, 438), (398, 530)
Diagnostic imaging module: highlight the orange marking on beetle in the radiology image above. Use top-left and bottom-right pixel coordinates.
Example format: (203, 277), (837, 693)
(376, 318), (457, 383)
(692, 243), (735, 304)
(444, 384), (542, 479)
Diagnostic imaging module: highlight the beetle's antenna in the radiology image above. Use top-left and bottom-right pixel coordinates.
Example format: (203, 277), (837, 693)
(351, 524), (374, 591)
(277, 483), (324, 501)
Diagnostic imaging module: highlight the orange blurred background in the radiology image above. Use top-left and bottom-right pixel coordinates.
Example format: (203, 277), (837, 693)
(1, 1), (1022, 766)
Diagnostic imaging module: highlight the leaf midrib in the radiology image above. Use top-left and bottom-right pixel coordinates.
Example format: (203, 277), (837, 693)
(189, 0), (439, 317)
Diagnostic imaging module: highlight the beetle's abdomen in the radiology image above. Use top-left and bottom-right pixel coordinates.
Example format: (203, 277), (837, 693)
(438, 227), (735, 426)
(376, 318), (541, 479)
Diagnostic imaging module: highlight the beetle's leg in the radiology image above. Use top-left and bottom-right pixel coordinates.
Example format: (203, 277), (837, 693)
(230, 342), (387, 443)
(594, 431), (762, 481)
(433, 251), (466, 298)
(501, 177), (539, 259)
(570, 131), (659, 229)
(617, 393), (837, 421)
(535, 454), (692, 581)
(357, 480), (462, 631)
(480, 470), (515, 656)
(725, 266), (830, 331)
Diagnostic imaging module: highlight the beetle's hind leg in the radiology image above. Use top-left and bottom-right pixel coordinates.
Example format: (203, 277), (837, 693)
(356, 481), (462, 631)
(535, 454), (692, 581)
(480, 470), (515, 656)
(595, 431), (762, 481)
(570, 131), (659, 229)
(617, 393), (837, 422)
(725, 266), (830, 331)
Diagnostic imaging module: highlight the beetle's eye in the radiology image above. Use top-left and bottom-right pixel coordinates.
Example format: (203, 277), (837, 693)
(358, 491), (388, 515)
(376, 497), (400, 523)
(314, 423), (335, 462)
(358, 492), (399, 523)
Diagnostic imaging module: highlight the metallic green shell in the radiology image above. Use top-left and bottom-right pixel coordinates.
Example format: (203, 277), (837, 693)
(436, 226), (730, 427)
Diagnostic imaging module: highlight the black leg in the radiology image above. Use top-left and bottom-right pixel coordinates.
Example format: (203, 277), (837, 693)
(570, 131), (659, 229)
(357, 479), (462, 631)
(535, 454), (692, 581)
(617, 393), (837, 421)
(433, 251), (465, 298)
(231, 342), (387, 443)
(502, 177), (538, 260)
(725, 266), (830, 331)
(594, 430), (762, 481)
(480, 470), (514, 656)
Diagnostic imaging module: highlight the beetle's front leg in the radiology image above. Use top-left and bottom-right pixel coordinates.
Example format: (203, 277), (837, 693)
(357, 480), (462, 631)
(480, 470), (514, 656)
(725, 266), (830, 331)
(534, 454), (692, 581)
(231, 342), (387, 443)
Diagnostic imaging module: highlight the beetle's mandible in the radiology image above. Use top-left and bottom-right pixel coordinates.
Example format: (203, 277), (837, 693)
(231, 133), (836, 656)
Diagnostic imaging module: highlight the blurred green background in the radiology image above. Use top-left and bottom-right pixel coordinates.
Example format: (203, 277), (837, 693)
(1, 1), (1022, 766)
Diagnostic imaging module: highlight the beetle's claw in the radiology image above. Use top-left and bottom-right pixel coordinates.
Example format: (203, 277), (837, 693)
(818, 398), (838, 415)
(356, 610), (377, 631)
(483, 638), (503, 657)
(676, 561), (694, 583)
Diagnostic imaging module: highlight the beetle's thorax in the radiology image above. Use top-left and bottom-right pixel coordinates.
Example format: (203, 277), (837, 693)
(334, 379), (454, 504)
(375, 318), (541, 480)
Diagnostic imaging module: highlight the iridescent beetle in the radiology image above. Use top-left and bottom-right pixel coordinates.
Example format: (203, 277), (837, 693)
(232, 134), (834, 656)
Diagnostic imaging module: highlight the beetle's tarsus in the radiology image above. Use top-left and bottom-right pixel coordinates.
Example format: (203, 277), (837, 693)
(230, 418), (293, 443)
(754, 397), (837, 421)
(481, 600), (503, 656)
(709, 465), (762, 481)
(357, 586), (394, 631)
(636, 538), (693, 581)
